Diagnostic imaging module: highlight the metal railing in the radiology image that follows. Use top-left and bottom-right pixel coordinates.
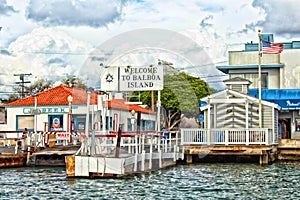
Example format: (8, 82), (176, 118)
(180, 128), (275, 146)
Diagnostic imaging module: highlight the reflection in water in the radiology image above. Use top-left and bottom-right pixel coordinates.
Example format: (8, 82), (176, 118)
(0, 163), (300, 199)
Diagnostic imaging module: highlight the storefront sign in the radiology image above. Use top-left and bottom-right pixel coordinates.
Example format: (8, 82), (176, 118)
(23, 107), (69, 114)
(56, 132), (70, 140)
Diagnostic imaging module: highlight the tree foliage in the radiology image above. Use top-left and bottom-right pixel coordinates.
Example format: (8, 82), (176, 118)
(131, 72), (215, 130)
(26, 79), (53, 96)
(8, 77), (88, 103)
(64, 77), (88, 90)
(8, 79), (53, 103)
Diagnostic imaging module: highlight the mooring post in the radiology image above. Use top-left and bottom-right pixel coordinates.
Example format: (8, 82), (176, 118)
(128, 137), (131, 153)
(141, 150), (145, 171)
(26, 146), (31, 165)
(158, 149), (162, 168)
(115, 127), (122, 158)
(186, 155), (193, 164)
(259, 150), (269, 165)
(149, 134), (153, 170)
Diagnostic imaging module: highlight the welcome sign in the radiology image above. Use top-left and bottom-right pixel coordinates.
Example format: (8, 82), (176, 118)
(101, 65), (164, 91)
(119, 65), (163, 91)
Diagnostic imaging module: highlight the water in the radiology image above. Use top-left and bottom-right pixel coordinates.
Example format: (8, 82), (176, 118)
(0, 162), (300, 199)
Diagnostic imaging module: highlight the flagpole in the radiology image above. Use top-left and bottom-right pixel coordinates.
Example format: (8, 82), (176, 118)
(258, 29), (262, 128)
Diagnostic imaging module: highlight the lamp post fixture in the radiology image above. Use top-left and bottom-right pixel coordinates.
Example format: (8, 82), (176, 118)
(67, 95), (73, 133)
(33, 94), (38, 132)
(131, 110), (136, 131)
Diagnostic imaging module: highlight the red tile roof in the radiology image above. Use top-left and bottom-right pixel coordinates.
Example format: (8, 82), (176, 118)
(108, 99), (155, 114)
(8, 84), (154, 114)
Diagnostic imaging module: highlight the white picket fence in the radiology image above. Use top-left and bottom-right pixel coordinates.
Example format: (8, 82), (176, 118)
(180, 128), (276, 146)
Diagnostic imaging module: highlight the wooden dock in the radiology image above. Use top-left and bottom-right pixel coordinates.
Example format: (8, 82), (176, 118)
(180, 128), (278, 165)
(3, 129), (300, 173)
(0, 131), (81, 167)
(27, 145), (80, 166)
(183, 145), (277, 165)
(66, 131), (182, 178)
(0, 153), (27, 168)
(278, 139), (300, 161)
(0, 132), (28, 168)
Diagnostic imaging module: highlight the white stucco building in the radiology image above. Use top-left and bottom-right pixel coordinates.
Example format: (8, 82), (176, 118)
(0, 84), (156, 133)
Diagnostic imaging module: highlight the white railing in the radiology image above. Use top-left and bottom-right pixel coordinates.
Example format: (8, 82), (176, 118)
(77, 131), (180, 156)
(0, 131), (81, 150)
(180, 128), (275, 146)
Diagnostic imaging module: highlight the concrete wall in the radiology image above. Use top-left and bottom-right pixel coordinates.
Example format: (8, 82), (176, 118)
(229, 51), (280, 65)
(228, 49), (300, 89)
(228, 68), (280, 89)
(280, 49), (300, 88)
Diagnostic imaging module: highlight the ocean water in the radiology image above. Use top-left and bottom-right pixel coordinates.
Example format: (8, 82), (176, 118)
(0, 162), (300, 199)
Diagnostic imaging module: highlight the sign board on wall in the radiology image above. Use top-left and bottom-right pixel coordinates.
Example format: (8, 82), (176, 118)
(100, 65), (164, 91)
(23, 107), (69, 114)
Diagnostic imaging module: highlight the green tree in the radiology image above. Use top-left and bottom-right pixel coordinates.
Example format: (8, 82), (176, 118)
(64, 77), (88, 90)
(131, 72), (215, 130)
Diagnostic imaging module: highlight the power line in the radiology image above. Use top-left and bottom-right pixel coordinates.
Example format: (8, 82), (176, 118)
(14, 73), (32, 98)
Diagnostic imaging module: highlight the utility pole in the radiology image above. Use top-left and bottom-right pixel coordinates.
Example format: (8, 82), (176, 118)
(14, 73), (32, 98)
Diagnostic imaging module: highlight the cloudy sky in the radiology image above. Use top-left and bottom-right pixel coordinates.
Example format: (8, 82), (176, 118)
(0, 0), (300, 96)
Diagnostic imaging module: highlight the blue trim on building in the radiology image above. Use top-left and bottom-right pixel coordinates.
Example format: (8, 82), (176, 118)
(248, 89), (300, 110)
(231, 33), (300, 51)
(216, 64), (284, 73)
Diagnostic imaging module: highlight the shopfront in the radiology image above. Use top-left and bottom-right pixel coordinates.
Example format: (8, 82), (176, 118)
(249, 89), (300, 139)
(2, 84), (156, 133)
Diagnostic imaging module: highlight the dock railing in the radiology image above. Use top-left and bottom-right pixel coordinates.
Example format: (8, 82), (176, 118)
(0, 131), (81, 154)
(76, 130), (180, 159)
(180, 128), (275, 146)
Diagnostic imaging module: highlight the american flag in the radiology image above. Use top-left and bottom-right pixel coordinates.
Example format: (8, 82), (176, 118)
(262, 40), (284, 54)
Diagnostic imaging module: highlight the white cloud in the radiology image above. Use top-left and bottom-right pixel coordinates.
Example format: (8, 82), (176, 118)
(1, 0), (300, 95)
(0, 0), (36, 47)
(26, 0), (128, 27)
(252, 0), (300, 39)
(0, 0), (17, 15)
(1, 28), (92, 86)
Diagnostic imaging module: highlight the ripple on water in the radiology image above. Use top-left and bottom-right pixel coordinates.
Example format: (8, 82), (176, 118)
(1, 163), (300, 199)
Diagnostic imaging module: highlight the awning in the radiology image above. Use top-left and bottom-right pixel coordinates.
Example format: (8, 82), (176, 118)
(248, 89), (300, 110)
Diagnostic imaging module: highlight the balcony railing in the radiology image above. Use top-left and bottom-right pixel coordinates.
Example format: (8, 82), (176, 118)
(180, 128), (276, 146)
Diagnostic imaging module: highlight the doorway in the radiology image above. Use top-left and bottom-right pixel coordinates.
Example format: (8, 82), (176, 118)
(279, 118), (291, 139)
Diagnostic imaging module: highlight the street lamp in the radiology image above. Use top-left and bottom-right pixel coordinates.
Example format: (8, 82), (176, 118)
(33, 94), (38, 133)
(131, 110), (136, 131)
(67, 95), (73, 133)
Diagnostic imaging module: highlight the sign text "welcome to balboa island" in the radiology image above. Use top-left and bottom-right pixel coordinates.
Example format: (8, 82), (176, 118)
(119, 65), (163, 91)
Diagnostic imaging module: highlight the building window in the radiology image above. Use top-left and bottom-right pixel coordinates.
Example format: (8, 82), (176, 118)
(106, 116), (113, 130)
(128, 118), (136, 131)
(230, 73), (268, 89)
(17, 115), (34, 131)
(49, 115), (64, 131)
(142, 120), (155, 130)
